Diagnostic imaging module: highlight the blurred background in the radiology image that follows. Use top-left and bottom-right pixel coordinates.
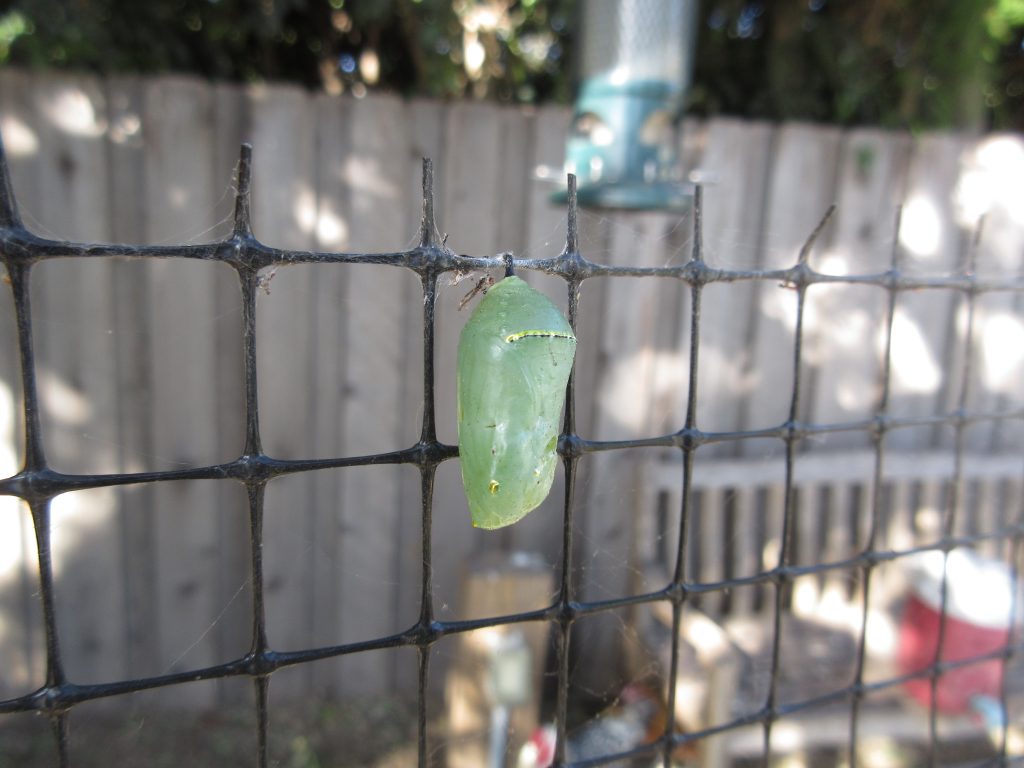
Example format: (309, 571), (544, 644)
(0, 0), (1022, 129)
(0, 2), (1023, 767)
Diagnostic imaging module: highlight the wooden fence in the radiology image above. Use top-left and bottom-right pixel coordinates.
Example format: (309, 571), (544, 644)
(0, 70), (1022, 709)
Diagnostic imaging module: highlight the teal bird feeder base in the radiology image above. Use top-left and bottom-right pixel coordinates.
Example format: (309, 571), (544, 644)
(556, 0), (698, 212)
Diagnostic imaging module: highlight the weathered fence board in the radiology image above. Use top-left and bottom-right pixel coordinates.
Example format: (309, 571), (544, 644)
(105, 76), (161, 691)
(0, 70), (1021, 710)
(693, 118), (774, 444)
(804, 128), (910, 450)
(306, 92), (349, 696)
(744, 122), (843, 439)
(967, 135), (1024, 455)
(143, 78), (230, 709)
(28, 72), (128, 698)
(209, 80), (252, 706)
(888, 133), (974, 452)
(249, 82), (320, 703)
(335, 94), (414, 695)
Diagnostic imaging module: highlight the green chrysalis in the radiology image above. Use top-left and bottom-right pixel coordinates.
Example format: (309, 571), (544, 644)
(457, 276), (576, 529)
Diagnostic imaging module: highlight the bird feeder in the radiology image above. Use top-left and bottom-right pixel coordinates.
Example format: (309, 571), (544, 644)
(559, 0), (698, 210)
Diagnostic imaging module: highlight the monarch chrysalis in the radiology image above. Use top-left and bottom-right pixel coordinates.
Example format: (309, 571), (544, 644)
(457, 276), (576, 529)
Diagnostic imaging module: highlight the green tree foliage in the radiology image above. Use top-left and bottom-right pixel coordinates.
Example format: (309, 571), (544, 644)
(0, 0), (575, 101)
(690, 0), (1024, 130)
(0, 0), (1020, 129)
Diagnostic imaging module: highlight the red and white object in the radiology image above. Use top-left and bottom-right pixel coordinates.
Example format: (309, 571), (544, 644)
(897, 548), (1016, 713)
(516, 684), (668, 768)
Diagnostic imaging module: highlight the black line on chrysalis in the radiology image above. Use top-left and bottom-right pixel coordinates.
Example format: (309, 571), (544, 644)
(504, 330), (578, 343)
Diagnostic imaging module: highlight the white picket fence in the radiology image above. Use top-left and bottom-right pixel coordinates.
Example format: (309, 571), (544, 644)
(0, 70), (1021, 711)
(638, 449), (1024, 612)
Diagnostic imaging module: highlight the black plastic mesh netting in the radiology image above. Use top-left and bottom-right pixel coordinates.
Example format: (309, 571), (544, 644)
(0, 137), (1022, 768)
